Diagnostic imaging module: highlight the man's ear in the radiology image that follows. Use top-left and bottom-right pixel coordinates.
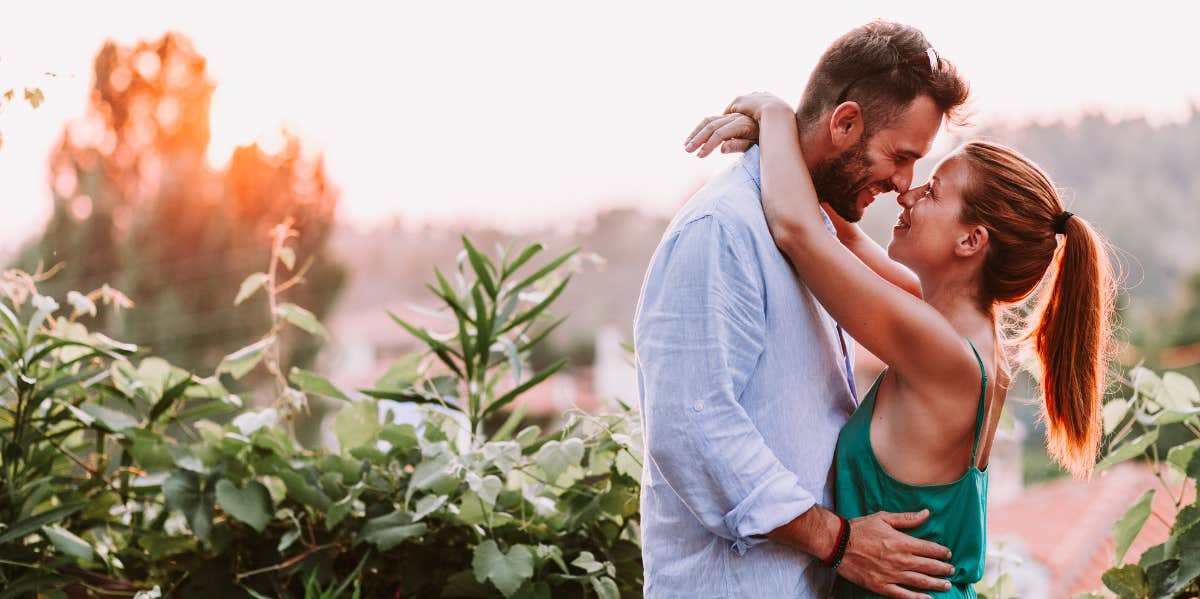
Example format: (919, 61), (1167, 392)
(828, 102), (864, 150)
(956, 225), (989, 258)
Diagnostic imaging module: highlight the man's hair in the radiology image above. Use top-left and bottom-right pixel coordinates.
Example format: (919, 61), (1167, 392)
(797, 20), (970, 136)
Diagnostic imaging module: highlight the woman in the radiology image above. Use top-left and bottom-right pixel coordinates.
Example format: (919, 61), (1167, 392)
(685, 93), (1115, 598)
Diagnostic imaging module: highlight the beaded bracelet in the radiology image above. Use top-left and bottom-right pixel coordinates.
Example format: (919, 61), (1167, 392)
(822, 513), (851, 570)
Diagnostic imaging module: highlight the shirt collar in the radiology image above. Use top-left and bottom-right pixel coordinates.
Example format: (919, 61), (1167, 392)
(741, 145), (762, 189)
(741, 144), (837, 236)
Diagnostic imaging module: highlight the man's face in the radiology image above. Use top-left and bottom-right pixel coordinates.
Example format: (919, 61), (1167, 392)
(812, 95), (944, 222)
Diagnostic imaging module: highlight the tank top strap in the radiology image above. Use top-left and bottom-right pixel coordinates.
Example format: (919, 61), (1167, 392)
(966, 338), (989, 466)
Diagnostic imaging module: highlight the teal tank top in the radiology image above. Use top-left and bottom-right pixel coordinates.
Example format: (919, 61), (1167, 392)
(832, 341), (989, 599)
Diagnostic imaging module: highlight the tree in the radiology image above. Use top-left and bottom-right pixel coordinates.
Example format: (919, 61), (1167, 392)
(17, 32), (344, 372)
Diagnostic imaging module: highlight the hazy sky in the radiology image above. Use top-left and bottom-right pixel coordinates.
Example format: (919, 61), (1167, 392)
(1, 1), (1197, 252)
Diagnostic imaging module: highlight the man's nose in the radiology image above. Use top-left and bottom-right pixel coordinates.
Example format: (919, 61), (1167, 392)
(890, 164), (914, 196)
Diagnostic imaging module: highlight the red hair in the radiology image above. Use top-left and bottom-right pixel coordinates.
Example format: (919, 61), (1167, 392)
(957, 141), (1116, 478)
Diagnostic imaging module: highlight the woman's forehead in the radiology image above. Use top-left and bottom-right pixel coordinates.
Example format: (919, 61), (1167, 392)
(931, 153), (970, 187)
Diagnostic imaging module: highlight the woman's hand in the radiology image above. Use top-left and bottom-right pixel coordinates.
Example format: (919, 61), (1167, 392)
(684, 92), (791, 158)
(684, 113), (758, 158)
(724, 91), (791, 122)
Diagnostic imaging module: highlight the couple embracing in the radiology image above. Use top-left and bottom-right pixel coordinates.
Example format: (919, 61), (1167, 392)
(633, 20), (1115, 599)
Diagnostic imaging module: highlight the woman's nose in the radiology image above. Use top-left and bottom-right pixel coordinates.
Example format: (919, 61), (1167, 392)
(896, 187), (920, 207)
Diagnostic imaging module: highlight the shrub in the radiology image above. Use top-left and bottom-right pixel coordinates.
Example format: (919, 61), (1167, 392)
(0, 224), (642, 598)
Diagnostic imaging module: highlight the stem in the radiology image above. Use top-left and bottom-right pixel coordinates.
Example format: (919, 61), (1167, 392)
(235, 542), (338, 581)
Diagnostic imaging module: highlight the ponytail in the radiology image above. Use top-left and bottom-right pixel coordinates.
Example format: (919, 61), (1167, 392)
(956, 141), (1116, 479)
(1025, 215), (1115, 478)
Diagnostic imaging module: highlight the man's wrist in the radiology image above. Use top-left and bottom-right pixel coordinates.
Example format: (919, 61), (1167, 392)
(765, 505), (843, 559)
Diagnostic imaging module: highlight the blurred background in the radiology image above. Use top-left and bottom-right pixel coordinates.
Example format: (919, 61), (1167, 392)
(2, 2), (1198, 595)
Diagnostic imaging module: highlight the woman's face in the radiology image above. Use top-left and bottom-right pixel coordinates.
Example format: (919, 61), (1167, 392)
(887, 153), (976, 274)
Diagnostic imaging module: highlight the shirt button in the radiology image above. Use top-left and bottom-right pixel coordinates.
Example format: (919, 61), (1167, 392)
(693, 402), (703, 412)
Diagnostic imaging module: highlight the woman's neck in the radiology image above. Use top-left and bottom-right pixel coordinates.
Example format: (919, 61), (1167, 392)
(920, 270), (991, 334)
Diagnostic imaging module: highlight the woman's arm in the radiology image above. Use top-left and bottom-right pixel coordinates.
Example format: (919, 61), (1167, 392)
(684, 112), (923, 299)
(750, 99), (975, 388)
(822, 205), (923, 299)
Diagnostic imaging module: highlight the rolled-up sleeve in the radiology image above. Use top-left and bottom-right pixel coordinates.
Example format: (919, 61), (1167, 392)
(635, 214), (816, 554)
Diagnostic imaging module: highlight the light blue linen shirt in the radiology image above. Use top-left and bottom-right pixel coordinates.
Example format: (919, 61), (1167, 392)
(634, 146), (858, 598)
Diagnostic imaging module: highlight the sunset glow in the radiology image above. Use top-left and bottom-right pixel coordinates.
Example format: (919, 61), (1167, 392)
(1, 1), (1198, 253)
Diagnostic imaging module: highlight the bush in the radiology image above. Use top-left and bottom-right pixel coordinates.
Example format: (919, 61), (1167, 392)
(1088, 367), (1200, 599)
(0, 225), (642, 598)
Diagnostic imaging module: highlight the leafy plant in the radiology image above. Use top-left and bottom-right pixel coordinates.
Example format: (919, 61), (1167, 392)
(0, 227), (642, 598)
(1097, 366), (1200, 598)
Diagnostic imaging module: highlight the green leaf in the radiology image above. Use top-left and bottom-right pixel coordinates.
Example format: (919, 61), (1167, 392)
(408, 453), (454, 500)
(463, 236), (498, 297)
(472, 540), (534, 598)
(502, 243), (543, 280)
(326, 485), (363, 529)
(375, 353), (422, 390)
(40, 525), (93, 562)
(380, 423), (419, 453)
(412, 494), (447, 521)
(215, 479), (271, 533)
(1178, 518), (1200, 582)
(466, 472), (502, 508)
(234, 273), (270, 305)
(590, 576), (619, 599)
(534, 437), (584, 482)
(509, 248), (578, 296)
(276, 303), (327, 337)
(1145, 558), (1184, 598)
(1096, 429), (1159, 471)
(279, 246), (296, 270)
(278, 528), (301, 552)
(333, 399), (381, 451)
(515, 425), (541, 448)
(1103, 398), (1130, 435)
(570, 551), (604, 574)
(482, 440), (521, 474)
(277, 470), (331, 510)
(1163, 371), (1199, 408)
(126, 429), (175, 471)
(148, 373), (196, 422)
(357, 511), (427, 550)
(0, 502), (86, 545)
(164, 470), (215, 542)
(485, 358), (568, 419)
(1167, 439), (1200, 476)
(1102, 564), (1148, 599)
(289, 367), (348, 401)
(217, 337), (273, 380)
(500, 276), (571, 335)
(80, 402), (139, 431)
(1114, 489), (1155, 564)
(1173, 504), (1200, 536)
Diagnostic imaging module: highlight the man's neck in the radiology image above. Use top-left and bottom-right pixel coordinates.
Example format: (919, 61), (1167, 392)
(796, 114), (830, 173)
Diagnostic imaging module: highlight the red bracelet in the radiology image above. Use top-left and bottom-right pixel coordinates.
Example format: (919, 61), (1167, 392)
(821, 513), (850, 569)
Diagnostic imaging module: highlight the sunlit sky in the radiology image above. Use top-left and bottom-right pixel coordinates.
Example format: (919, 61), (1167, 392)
(1, 1), (1197, 253)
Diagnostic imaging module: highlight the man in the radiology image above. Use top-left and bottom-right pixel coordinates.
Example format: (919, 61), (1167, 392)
(634, 20), (971, 598)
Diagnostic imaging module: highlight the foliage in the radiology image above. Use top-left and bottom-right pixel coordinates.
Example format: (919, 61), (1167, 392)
(1097, 366), (1200, 598)
(14, 32), (345, 374)
(0, 230), (642, 598)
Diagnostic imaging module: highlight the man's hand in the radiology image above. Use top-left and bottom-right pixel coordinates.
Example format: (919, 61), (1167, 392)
(838, 510), (956, 599)
(768, 506), (953, 599)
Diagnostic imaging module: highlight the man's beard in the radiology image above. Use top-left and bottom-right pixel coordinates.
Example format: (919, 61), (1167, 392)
(810, 137), (878, 223)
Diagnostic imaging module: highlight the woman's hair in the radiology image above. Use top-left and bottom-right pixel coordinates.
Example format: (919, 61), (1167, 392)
(956, 141), (1116, 478)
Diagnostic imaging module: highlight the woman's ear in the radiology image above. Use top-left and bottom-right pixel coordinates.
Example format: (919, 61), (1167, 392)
(828, 102), (864, 150)
(956, 224), (989, 258)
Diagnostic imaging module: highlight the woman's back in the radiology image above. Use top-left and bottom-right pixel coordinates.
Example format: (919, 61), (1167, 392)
(832, 341), (991, 599)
